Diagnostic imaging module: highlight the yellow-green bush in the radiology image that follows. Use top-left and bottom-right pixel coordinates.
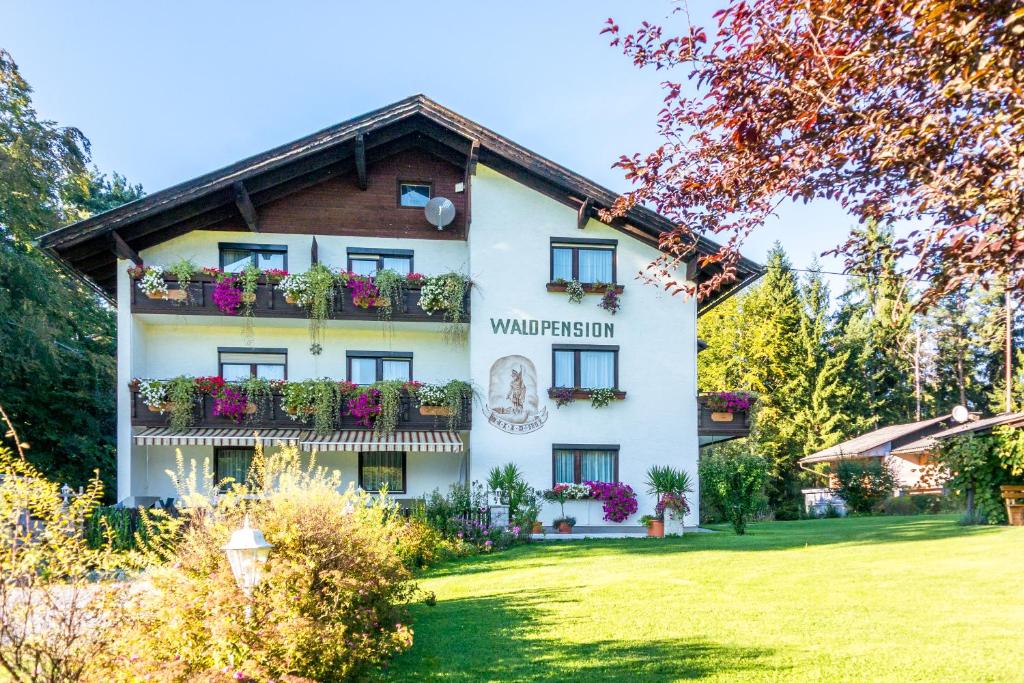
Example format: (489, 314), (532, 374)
(106, 446), (418, 682)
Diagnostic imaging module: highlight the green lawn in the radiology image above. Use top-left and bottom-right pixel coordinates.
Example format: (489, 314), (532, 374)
(387, 516), (1024, 681)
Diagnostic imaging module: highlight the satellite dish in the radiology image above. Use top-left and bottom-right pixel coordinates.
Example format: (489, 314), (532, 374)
(952, 405), (970, 423)
(425, 196), (456, 231)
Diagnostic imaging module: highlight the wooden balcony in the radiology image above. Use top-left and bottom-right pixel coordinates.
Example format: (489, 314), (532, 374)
(130, 389), (473, 432)
(130, 274), (470, 324)
(697, 396), (752, 440)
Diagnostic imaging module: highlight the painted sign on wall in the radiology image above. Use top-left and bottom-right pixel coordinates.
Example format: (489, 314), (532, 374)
(484, 355), (548, 434)
(490, 318), (614, 339)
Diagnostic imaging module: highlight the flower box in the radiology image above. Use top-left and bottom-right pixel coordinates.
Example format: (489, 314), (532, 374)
(146, 289), (186, 302)
(418, 405), (453, 417)
(711, 411), (734, 422)
(146, 402), (173, 413)
(545, 282), (625, 295)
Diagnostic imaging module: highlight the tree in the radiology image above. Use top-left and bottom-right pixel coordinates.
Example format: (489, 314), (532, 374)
(699, 448), (769, 535)
(829, 458), (899, 514)
(602, 2), (1024, 305)
(0, 49), (142, 496)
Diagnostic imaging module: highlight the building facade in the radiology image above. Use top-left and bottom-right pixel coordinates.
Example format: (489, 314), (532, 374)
(40, 96), (760, 530)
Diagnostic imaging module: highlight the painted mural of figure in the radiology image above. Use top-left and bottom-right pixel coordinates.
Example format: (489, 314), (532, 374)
(506, 366), (526, 414)
(485, 355), (548, 433)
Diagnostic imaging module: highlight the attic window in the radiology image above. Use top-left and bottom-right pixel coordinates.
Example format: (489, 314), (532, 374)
(398, 182), (431, 208)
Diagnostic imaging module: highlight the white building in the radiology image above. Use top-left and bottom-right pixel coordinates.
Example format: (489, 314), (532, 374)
(39, 96), (761, 530)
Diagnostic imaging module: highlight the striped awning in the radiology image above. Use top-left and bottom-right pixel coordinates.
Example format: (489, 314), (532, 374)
(134, 427), (308, 447)
(301, 430), (464, 453)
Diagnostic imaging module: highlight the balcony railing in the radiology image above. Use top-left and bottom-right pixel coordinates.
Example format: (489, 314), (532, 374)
(697, 394), (752, 439)
(130, 389), (473, 431)
(130, 274), (470, 323)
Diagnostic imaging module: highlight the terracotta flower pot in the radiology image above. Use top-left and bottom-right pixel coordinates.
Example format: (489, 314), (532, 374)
(557, 522), (573, 534)
(419, 405), (453, 416)
(710, 411), (735, 422)
(531, 521), (543, 534)
(647, 520), (665, 538)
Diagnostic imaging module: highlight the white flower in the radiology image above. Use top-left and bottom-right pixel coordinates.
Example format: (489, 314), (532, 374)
(137, 266), (167, 297)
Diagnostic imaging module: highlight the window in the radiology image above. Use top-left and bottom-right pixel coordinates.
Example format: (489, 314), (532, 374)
(219, 243), (287, 273)
(552, 345), (618, 389)
(347, 248), (414, 276)
(398, 182), (432, 208)
(553, 445), (619, 485)
(218, 348), (287, 381)
(359, 451), (406, 493)
(347, 351), (412, 385)
(215, 447), (254, 486)
(550, 239), (617, 284)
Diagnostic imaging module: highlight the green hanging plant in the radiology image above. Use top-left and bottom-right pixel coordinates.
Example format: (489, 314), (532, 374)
(308, 378), (340, 433)
(442, 380), (473, 430)
(168, 258), (196, 304)
(372, 380), (406, 435)
(240, 376), (275, 423)
(373, 268), (406, 322)
(165, 375), (198, 432)
(305, 264), (336, 354)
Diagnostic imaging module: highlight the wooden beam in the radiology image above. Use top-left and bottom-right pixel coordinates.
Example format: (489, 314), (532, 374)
(465, 139), (479, 176)
(354, 133), (367, 190)
(110, 231), (142, 266)
(577, 198), (593, 230)
(685, 257), (701, 283)
(311, 236), (319, 265)
(233, 181), (260, 232)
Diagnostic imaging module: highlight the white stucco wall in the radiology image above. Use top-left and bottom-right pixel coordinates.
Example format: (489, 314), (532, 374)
(466, 165), (699, 526)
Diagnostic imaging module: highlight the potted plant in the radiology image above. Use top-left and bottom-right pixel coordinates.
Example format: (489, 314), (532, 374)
(640, 515), (664, 538)
(646, 465), (694, 536)
(656, 492), (691, 536)
(702, 391), (753, 422)
(553, 516), (576, 534)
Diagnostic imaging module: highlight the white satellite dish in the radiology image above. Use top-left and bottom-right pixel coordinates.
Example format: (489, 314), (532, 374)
(425, 196), (456, 231)
(952, 405), (970, 423)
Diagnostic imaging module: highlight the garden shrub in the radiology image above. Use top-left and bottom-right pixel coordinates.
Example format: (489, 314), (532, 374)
(830, 458), (899, 514)
(106, 446), (417, 682)
(0, 424), (140, 682)
(416, 481), (524, 551)
(699, 450), (769, 535)
(875, 493), (962, 516)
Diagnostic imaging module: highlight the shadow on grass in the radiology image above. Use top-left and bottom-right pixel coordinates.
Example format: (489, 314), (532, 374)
(387, 588), (776, 681)
(424, 515), (1005, 578)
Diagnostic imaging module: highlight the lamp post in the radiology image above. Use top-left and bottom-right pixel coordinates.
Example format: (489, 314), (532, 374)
(222, 515), (273, 619)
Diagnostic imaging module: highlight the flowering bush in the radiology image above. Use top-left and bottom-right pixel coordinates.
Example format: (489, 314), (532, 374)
(194, 375), (226, 396)
(586, 481), (639, 523)
(702, 391), (754, 413)
(347, 388), (382, 428)
(211, 275), (242, 315)
(278, 272), (309, 303)
(109, 446), (418, 680)
(598, 288), (621, 314)
(565, 279), (585, 303)
(348, 274), (380, 309)
(212, 385), (248, 423)
(551, 386), (576, 408)
(136, 378), (167, 410)
(137, 265), (167, 297)
(419, 272), (470, 323)
(655, 491), (691, 520)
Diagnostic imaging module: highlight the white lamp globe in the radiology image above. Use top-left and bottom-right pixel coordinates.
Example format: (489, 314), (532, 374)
(222, 515), (273, 595)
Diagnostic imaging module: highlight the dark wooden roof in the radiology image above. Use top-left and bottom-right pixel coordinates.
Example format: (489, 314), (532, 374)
(38, 95), (763, 304)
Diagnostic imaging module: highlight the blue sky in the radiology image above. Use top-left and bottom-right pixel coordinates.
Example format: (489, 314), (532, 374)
(5, 0), (857, 284)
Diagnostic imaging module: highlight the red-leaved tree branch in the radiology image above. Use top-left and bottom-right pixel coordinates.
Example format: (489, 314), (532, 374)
(602, 1), (1024, 304)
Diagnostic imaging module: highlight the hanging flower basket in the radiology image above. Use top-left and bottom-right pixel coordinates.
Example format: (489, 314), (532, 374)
(711, 411), (735, 422)
(419, 405), (453, 417)
(147, 401), (174, 414)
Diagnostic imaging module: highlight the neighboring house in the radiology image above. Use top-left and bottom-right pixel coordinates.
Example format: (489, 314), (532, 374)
(799, 412), (1024, 514)
(37, 96), (761, 530)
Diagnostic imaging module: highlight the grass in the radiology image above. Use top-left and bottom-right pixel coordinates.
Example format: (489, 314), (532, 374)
(387, 516), (1024, 681)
